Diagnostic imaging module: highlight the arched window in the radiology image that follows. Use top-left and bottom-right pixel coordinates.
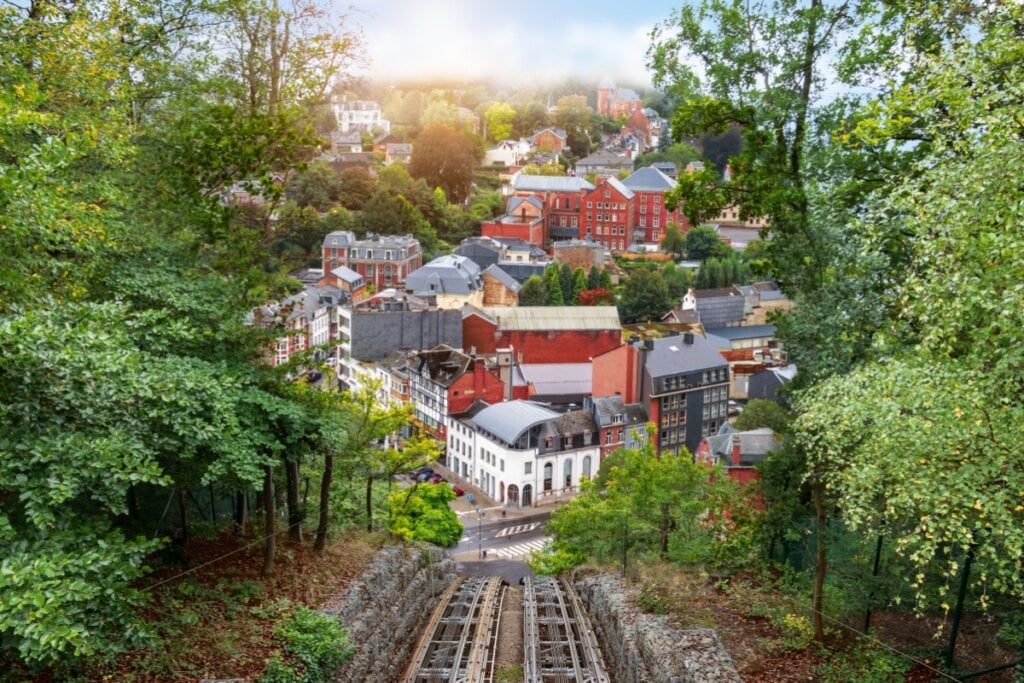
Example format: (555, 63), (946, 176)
(582, 456), (592, 480)
(563, 459), (573, 489)
(543, 463), (553, 492)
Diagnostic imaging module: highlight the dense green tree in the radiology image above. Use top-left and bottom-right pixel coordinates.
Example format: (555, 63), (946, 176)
(617, 267), (671, 324)
(358, 191), (425, 237)
(518, 275), (548, 306)
(388, 483), (463, 547)
(338, 166), (376, 210)
(571, 268), (588, 305)
(586, 265), (602, 290)
(408, 124), (479, 204)
(660, 261), (692, 300)
(558, 262), (574, 305)
(660, 224), (687, 258)
(649, 0), (854, 294)
(684, 225), (730, 261)
(553, 95), (593, 157)
(291, 160), (341, 210)
(512, 101), (551, 139)
(484, 101), (516, 142)
(543, 266), (564, 306)
(634, 142), (700, 173)
(734, 400), (790, 434)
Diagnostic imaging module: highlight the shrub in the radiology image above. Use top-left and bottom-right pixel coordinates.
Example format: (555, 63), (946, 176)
(259, 606), (354, 683)
(814, 640), (910, 683)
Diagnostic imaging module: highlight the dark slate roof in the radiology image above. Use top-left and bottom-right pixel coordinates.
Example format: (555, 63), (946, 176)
(644, 333), (728, 380)
(662, 306), (700, 325)
(520, 363), (592, 397)
(652, 162), (678, 178)
(694, 287), (746, 328)
(549, 409), (597, 436)
(492, 261), (550, 284)
(472, 400), (560, 446)
(330, 265), (364, 285)
(621, 166), (677, 192)
(405, 255), (482, 295)
(482, 264), (522, 293)
(703, 324), (777, 341)
(590, 395), (648, 428)
(414, 345), (472, 387)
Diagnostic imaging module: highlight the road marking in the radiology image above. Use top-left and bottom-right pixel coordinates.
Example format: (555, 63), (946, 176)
(495, 522), (542, 537)
(492, 538), (549, 560)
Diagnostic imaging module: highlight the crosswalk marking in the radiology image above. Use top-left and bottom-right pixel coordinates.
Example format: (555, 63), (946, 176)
(494, 522), (541, 538)
(492, 538), (549, 560)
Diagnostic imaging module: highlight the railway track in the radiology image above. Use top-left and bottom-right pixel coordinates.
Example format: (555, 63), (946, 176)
(401, 577), (506, 683)
(523, 576), (609, 683)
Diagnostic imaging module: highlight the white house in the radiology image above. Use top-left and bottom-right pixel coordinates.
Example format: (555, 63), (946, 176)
(447, 400), (600, 509)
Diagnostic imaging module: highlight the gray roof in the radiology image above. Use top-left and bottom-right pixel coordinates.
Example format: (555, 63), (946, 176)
(323, 230), (355, 248)
(512, 174), (594, 193)
(604, 176), (635, 200)
(705, 424), (778, 467)
(471, 400), (560, 447)
(482, 264), (521, 293)
(614, 87), (640, 101)
(405, 255), (482, 295)
(644, 333), (728, 380)
(552, 238), (602, 251)
(577, 154), (634, 168)
(695, 287), (746, 328)
(530, 127), (567, 140)
(507, 195), (544, 213)
(589, 395), (648, 428)
(483, 306), (621, 331)
(330, 265), (364, 285)
(703, 324), (777, 341)
(386, 143), (412, 154)
(622, 166), (677, 192)
(493, 262), (550, 284)
(520, 363), (592, 397)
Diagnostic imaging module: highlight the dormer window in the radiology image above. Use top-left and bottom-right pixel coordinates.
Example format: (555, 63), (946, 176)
(545, 436), (554, 448)
(563, 436), (572, 448)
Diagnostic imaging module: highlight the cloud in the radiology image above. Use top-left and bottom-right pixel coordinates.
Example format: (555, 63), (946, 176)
(352, 0), (661, 86)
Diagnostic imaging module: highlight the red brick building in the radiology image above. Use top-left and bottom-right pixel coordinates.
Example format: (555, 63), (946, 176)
(530, 127), (568, 154)
(597, 78), (643, 119)
(508, 174), (595, 242)
(480, 195), (547, 246)
(463, 306), (622, 365)
(407, 345), (506, 440)
(321, 231), (422, 292)
(579, 176), (636, 251)
(621, 166), (686, 245)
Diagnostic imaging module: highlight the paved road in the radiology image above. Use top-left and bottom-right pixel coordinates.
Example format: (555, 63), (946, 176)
(455, 511), (551, 562)
(456, 559), (534, 584)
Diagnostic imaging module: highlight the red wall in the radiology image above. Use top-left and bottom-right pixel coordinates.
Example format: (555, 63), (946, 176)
(448, 363), (506, 414)
(463, 316), (620, 365)
(481, 220), (545, 246)
(591, 344), (636, 403)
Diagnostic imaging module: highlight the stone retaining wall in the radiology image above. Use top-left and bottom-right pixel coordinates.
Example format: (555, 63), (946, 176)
(573, 571), (742, 683)
(323, 545), (456, 682)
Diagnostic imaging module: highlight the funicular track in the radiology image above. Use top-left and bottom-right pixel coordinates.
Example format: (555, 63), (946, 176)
(401, 577), (506, 683)
(523, 576), (610, 683)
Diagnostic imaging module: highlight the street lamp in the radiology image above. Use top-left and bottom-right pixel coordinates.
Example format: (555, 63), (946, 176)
(476, 507), (486, 559)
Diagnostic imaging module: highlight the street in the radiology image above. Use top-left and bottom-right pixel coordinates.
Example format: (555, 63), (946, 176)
(453, 510), (551, 562)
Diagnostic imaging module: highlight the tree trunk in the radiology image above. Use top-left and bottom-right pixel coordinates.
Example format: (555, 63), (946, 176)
(285, 456), (303, 543)
(365, 476), (374, 533)
(812, 480), (826, 641)
(235, 490), (248, 537)
(177, 487), (190, 547)
(315, 453), (333, 552)
(659, 503), (670, 559)
(261, 465), (275, 576)
(127, 485), (139, 522)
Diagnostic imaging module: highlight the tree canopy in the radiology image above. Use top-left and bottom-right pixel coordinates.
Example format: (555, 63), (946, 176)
(408, 124), (480, 204)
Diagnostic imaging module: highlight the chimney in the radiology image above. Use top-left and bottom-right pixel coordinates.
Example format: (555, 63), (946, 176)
(683, 332), (694, 345)
(731, 434), (742, 467)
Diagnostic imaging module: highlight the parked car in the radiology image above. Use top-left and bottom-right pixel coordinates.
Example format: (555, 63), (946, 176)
(451, 485), (465, 497)
(428, 473), (445, 484)
(412, 465), (433, 477)
(415, 470), (434, 483)
(728, 400), (744, 416)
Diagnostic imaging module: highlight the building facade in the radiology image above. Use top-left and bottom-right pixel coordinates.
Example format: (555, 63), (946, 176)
(579, 177), (636, 252)
(321, 232), (422, 293)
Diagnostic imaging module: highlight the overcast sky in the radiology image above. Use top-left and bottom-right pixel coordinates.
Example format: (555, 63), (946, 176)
(347, 0), (683, 87)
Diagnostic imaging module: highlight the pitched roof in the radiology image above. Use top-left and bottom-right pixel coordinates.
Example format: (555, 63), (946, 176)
(482, 264), (521, 293)
(330, 265), (364, 285)
(507, 195), (544, 213)
(471, 400), (560, 446)
(589, 395), (648, 428)
(520, 363), (592, 398)
(604, 176), (635, 200)
(577, 154), (634, 167)
(621, 166), (677, 192)
(323, 230), (355, 248)
(530, 126), (567, 140)
(405, 255), (482, 295)
(482, 306), (621, 332)
(705, 425), (779, 467)
(512, 174), (595, 193)
(644, 333), (728, 379)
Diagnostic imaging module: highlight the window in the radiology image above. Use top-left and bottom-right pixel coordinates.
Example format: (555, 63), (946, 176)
(587, 201), (592, 208)
(563, 435), (572, 448)
(525, 461), (532, 475)
(640, 205), (647, 214)
(604, 190), (610, 198)
(500, 459), (504, 472)
(563, 460), (572, 488)
(655, 195), (661, 203)
(543, 463), (553, 491)
(605, 431), (614, 444)
(653, 219), (660, 228)
(582, 456), (592, 479)
(571, 217), (577, 228)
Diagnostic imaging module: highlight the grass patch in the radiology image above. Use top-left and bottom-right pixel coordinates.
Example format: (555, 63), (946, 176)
(496, 665), (524, 682)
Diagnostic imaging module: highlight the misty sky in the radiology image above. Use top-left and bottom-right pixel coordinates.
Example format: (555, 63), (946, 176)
(348, 0), (683, 87)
